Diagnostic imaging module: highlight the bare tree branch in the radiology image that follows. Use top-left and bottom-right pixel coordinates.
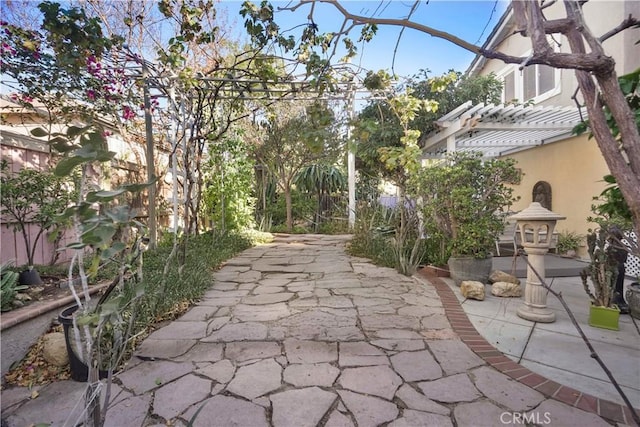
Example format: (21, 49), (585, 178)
(599, 14), (640, 43)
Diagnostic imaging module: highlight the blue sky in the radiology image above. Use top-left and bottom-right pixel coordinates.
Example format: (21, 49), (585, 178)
(219, 0), (509, 79)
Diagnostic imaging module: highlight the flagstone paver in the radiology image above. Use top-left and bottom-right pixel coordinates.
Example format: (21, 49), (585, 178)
(390, 349), (443, 382)
(428, 339), (485, 375)
(338, 365), (403, 399)
(324, 410), (355, 427)
(2, 234), (627, 426)
(270, 387), (337, 427)
(417, 373), (483, 403)
(389, 409), (453, 427)
(338, 341), (388, 366)
(225, 341), (282, 361)
(145, 320), (208, 340)
(395, 384), (451, 415)
(453, 400), (513, 427)
(117, 360), (193, 394)
(226, 358), (282, 400)
(184, 394), (269, 427)
(471, 365), (545, 411)
(338, 390), (399, 427)
(194, 359), (235, 383)
(283, 362), (340, 387)
(135, 339), (197, 359)
(152, 374), (211, 420)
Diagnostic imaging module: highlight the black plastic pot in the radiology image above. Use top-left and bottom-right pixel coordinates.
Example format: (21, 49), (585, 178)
(58, 305), (109, 382)
(18, 268), (42, 286)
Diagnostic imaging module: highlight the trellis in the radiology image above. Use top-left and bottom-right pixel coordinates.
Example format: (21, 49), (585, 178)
(127, 63), (377, 245)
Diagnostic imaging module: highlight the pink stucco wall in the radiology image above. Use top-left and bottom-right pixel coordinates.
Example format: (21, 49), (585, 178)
(1, 144), (75, 267)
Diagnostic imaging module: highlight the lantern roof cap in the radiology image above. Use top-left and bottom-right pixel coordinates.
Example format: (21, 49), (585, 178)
(508, 202), (566, 221)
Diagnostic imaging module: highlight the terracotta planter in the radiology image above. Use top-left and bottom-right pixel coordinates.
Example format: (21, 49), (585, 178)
(588, 304), (620, 331)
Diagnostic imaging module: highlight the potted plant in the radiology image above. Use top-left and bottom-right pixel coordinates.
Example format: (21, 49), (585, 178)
(627, 281), (640, 319)
(44, 124), (151, 379)
(588, 174), (637, 314)
(556, 230), (583, 258)
(28, 123), (151, 425)
(581, 229), (622, 330)
(411, 152), (521, 284)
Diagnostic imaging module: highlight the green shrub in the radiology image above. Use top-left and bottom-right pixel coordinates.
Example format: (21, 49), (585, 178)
(411, 152), (520, 259)
(270, 224), (311, 234)
(318, 219), (350, 235)
(421, 233), (450, 266)
(268, 190), (315, 227)
(348, 203), (397, 269)
(111, 230), (266, 353)
(1, 262), (27, 311)
(556, 230), (583, 254)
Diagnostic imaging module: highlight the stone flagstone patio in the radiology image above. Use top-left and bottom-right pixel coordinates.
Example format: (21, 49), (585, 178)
(1, 234), (624, 426)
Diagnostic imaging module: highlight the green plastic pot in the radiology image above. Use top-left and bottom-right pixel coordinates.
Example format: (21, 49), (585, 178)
(588, 304), (620, 331)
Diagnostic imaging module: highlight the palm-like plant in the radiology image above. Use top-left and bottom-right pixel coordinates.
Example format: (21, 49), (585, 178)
(295, 164), (346, 231)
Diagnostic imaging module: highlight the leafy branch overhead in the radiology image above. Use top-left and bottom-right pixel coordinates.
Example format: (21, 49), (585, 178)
(242, 0), (640, 257)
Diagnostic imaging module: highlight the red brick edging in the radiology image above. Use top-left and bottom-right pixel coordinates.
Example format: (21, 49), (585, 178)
(417, 268), (640, 426)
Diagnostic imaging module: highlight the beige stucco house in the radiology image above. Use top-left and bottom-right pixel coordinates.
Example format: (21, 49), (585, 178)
(422, 1), (640, 261)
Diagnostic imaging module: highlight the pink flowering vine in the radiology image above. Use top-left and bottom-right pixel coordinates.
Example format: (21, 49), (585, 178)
(122, 105), (135, 121)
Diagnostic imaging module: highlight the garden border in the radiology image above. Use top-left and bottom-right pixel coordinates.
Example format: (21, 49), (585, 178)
(0, 282), (110, 331)
(416, 268), (639, 426)
(0, 282), (111, 379)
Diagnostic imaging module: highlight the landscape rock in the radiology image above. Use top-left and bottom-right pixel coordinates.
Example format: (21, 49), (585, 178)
(491, 281), (523, 297)
(460, 281), (485, 300)
(489, 270), (520, 284)
(42, 332), (68, 367)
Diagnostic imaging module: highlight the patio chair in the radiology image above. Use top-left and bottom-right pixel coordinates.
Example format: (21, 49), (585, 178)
(495, 218), (519, 256)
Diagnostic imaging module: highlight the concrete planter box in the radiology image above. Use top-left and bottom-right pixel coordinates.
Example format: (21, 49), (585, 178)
(0, 283), (109, 378)
(448, 256), (493, 285)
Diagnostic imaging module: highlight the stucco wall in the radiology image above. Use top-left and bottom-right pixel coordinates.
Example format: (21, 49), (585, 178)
(479, 1), (639, 108)
(505, 135), (610, 258)
(475, 1), (637, 258)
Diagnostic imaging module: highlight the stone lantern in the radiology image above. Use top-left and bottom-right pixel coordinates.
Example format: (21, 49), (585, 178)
(509, 202), (565, 323)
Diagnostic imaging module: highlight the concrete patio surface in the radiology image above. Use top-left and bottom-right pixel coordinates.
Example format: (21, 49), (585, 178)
(442, 269), (640, 409)
(1, 234), (638, 426)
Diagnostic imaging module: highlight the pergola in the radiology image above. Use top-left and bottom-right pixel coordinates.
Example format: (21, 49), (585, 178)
(421, 101), (587, 159)
(137, 70), (373, 244)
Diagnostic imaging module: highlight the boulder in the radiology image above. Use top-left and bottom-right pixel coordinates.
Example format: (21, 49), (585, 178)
(42, 332), (69, 367)
(460, 281), (485, 301)
(489, 270), (520, 285)
(491, 282), (522, 298)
